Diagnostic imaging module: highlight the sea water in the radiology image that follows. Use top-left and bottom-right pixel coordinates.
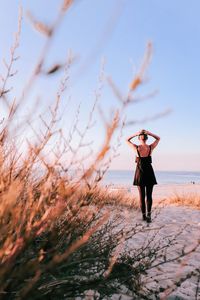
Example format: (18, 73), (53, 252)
(102, 170), (200, 186)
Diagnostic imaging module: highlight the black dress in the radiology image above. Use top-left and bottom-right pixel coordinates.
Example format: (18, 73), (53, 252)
(133, 145), (157, 186)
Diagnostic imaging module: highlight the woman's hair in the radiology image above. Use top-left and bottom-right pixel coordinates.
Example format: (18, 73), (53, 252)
(138, 133), (148, 140)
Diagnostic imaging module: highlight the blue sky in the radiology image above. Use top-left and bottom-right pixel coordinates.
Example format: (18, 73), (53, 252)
(0, 0), (200, 171)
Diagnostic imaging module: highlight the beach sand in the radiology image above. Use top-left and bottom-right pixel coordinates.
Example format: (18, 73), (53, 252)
(106, 183), (200, 299)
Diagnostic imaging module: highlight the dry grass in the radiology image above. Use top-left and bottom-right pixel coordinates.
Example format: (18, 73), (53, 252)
(81, 186), (138, 208)
(165, 193), (200, 210)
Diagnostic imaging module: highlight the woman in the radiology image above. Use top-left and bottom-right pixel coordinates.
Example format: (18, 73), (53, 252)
(126, 129), (160, 223)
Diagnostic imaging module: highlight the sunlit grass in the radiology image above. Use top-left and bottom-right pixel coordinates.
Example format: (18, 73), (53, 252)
(166, 193), (200, 210)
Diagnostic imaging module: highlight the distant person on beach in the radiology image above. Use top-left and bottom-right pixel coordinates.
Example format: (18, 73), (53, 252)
(126, 129), (160, 223)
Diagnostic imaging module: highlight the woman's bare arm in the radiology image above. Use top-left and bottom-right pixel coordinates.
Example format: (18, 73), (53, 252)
(126, 131), (141, 150)
(145, 130), (160, 149)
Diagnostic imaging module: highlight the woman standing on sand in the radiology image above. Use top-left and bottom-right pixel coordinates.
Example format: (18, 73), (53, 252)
(126, 130), (160, 223)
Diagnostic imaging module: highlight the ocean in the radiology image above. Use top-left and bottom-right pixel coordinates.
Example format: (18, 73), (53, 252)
(102, 170), (200, 186)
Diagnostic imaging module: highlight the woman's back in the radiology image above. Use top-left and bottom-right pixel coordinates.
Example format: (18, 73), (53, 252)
(135, 145), (152, 164)
(136, 144), (151, 157)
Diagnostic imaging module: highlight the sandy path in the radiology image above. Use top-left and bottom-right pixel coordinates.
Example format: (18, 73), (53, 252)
(111, 205), (200, 300)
